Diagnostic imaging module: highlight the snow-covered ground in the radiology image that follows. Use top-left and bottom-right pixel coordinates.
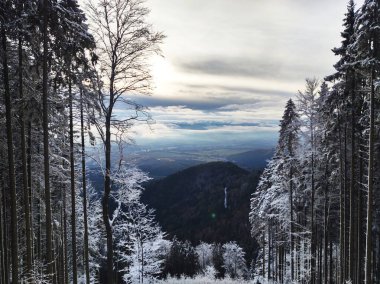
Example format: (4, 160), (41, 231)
(159, 276), (256, 284)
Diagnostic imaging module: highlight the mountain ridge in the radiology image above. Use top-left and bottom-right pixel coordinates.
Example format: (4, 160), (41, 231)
(141, 161), (261, 261)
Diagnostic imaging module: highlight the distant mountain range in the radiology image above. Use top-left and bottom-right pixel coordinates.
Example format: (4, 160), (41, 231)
(141, 161), (262, 261)
(87, 145), (274, 179)
(226, 148), (274, 170)
(130, 147), (274, 179)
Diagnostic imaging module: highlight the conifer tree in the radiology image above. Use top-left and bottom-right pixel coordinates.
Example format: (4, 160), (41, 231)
(350, 1), (380, 282)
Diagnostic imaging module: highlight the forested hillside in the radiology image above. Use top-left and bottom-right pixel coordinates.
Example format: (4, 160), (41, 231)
(250, 1), (380, 283)
(142, 162), (260, 261)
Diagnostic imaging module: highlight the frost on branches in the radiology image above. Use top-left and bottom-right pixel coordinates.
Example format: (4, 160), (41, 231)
(111, 165), (167, 283)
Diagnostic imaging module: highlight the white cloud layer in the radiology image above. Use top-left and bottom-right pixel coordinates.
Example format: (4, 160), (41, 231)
(119, 0), (365, 147)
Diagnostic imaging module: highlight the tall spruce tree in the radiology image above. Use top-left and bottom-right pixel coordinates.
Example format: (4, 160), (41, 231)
(350, 1), (380, 283)
(326, 2), (357, 282)
(278, 99), (300, 281)
(250, 99), (300, 282)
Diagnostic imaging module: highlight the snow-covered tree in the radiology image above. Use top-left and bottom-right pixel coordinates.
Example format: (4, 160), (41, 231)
(110, 165), (166, 283)
(222, 242), (247, 279)
(85, 1), (164, 280)
(250, 98), (300, 282)
(196, 242), (213, 273)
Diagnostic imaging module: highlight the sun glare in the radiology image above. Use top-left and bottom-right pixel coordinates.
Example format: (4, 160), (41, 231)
(150, 55), (174, 90)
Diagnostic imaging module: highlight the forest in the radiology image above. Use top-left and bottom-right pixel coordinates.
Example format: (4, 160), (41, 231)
(0, 0), (379, 283)
(249, 1), (380, 283)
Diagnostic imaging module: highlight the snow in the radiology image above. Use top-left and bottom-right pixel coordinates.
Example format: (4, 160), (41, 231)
(159, 276), (254, 284)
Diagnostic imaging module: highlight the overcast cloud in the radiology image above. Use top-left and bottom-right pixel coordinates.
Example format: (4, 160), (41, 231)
(125, 0), (364, 148)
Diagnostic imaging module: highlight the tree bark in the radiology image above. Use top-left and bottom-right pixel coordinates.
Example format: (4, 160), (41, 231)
(1, 16), (19, 284)
(42, 0), (54, 277)
(0, 182), (3, 284)
(63, 172), (69, 284)
(27, 121), (34, 265)
(364, 70), (375, 284)
(0, 179), (6, 284)
(311, 147), (316, 284)
(1, 183), (9, 284)
(343, 124), (348, 283)
(324, 158), (329, 284)
(348, 74), (356, 282)
(357, 142), (363, 284)
(69, 76), (78, 284)
(18, 15), (32, 274)
(80, 89), (90, 284)
(339, 115), (344, 284)
(268, 224), (271, 281)
(290, 166), (294, 281)
(262, 230), (265, 278)
(103, 110), (114, 283)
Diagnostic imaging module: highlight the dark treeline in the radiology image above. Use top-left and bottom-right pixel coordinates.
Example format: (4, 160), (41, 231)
(0, 0), (164, 283)
(250, 0), (380, 283)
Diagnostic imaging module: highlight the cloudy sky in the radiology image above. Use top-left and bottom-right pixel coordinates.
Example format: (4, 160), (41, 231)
(129, 0), (362, 148)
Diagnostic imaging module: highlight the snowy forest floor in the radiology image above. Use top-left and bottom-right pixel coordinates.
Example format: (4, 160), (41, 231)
(159, 276), (260, 284)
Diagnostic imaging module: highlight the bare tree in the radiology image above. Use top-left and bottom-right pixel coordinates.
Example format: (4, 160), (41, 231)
(86, 0), (164, 282)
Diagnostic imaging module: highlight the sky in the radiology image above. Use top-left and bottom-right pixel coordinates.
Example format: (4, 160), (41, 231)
(128, 0), (362, 149)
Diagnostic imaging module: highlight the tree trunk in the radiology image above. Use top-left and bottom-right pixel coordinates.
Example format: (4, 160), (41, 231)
(69, 76), (78, 284)
(357, 142), (363, 284)
(141, 242), (144, 283)
(262, 230), (265, 278)
(329, 239), (333, 284)
(324, 159), (329, 284)
(42, 0), (54, 278)
(318, 229), (322, 284)
(268, 224), (271, 281)
(364, 70), (375, 284)
(18, 19), (32, 275)
(349, 75), (356, 282)
(311, 152), (316, 284)
(36, 164), (42, 262)
(59, 207), (65, 284)
(80, 89), (90, 284)
(290, 166), (294, 281)
(0, 179), (6, 284)
(344, 125), (348, 282)
(339, 116), (344, 284)
(103, 110), (114, 284)
(0, 182), (3, 284)
(1, 183), (9, 284)
(27, 121), (34, 265)
(1, 17), (19, 284)
(63, 174), (69, 284)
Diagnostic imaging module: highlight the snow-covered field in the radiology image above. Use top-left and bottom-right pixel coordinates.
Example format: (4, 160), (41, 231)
(159, 276), (256, 284)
